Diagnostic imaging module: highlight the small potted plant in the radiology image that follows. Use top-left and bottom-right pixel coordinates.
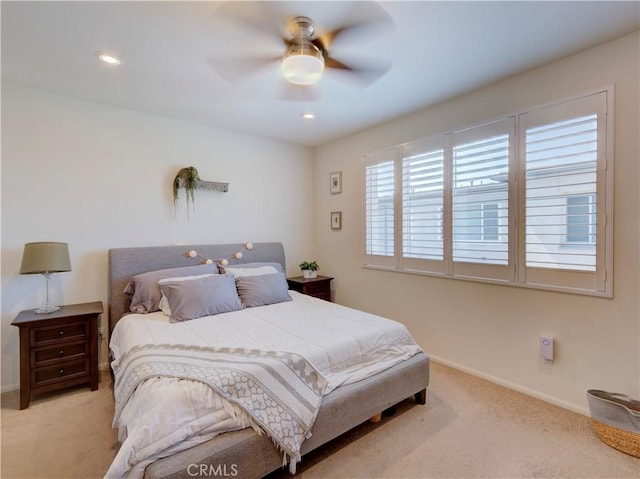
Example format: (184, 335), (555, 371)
(299, 260), (319, 279)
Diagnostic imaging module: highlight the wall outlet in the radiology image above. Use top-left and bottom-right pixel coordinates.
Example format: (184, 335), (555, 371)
(98, 327), (105, 340)
(540, 336), (554, 362)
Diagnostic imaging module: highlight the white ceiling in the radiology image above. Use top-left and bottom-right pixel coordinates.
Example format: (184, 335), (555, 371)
(2, 1), (638, 147)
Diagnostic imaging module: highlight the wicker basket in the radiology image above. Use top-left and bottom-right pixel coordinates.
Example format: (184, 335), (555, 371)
(587, 389), (640, 458)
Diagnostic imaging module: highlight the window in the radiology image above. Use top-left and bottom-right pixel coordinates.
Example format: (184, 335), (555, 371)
(518, 91), (609, 292)
(363, 89), (612, 296)
(451, 121), (512, 274)
(402, 139), (444, 262)
(364, 148), (396, 268)
(523, 112), (598, 272)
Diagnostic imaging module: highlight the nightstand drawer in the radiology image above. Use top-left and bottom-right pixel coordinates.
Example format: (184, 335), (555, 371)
(303, 282), (327, 294)
(32, 359), (89, 387)
(31, 321), (88, 347)
(32, 341), (88, 367)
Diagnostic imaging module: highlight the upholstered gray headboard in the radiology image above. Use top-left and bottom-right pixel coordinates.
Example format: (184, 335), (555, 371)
(108, 242), (286, 332)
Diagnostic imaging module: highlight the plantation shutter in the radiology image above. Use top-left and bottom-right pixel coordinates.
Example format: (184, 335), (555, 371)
(363, 148), (397, 269)
(518, 91), (609, 292)
(450, 118), (515, 282)
(400, 137), (447, 274)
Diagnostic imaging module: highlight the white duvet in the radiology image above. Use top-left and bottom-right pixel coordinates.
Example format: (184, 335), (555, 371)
(107, 291), (422, 478)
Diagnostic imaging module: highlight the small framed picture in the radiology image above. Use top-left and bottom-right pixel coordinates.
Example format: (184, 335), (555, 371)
(331, 211), (342, 230)
(330, 171), (342, 194)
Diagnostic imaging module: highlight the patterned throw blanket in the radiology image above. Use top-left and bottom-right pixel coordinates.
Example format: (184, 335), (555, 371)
(111, 344), (328, 471)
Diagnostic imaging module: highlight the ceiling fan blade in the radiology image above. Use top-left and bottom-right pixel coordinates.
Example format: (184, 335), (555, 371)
(213, 1), (288, 42)
(207, 55), (280, 82)
(324, 56), (391, 87)
(324, 56), (352, 71)
(316, 2), (394, 50)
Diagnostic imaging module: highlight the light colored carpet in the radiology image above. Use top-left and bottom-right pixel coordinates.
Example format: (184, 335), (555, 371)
(1, 363), (638, 479)
(1, 372), (118, 479)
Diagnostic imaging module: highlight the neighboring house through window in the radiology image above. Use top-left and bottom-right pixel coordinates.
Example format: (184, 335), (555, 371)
(566, 194), (596, 245)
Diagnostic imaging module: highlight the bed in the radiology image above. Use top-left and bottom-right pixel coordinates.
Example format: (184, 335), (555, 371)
(107, 242), (429, 479)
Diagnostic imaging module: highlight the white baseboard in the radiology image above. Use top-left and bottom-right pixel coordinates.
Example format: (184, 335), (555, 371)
(1, 383), (19, 394)
(429, 355), (590, 417)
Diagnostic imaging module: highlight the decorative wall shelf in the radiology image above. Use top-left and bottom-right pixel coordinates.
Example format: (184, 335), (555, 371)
(172, 166), (228, 218)
(178, 177), (229, 193)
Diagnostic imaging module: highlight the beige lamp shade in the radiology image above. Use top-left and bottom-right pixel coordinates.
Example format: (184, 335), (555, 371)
(20, 242), (71, 274)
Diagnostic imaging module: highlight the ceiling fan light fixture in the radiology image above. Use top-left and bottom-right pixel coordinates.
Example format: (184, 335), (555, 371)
(282, 42), (324, 86)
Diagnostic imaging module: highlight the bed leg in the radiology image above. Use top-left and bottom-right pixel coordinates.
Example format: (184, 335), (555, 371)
(414, 388), (427, 405)
(369, 412), (383, 423)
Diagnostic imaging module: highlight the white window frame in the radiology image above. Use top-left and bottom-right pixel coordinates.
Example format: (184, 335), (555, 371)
(362, 87), (613, 297)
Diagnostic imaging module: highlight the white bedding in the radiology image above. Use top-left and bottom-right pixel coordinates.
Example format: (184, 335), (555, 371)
(107, 291), (422, 478)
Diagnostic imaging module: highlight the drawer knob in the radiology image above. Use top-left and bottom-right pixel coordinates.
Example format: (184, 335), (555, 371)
(58, 369), (65, 375)
(58, 330), (65, 336)
(58, 349), (65, 356)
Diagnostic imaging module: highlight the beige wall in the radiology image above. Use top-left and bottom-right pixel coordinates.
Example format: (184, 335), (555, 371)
(314, 32), (640, 414)
(1, 84), (315, 391)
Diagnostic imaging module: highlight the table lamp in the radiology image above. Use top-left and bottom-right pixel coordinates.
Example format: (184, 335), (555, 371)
(20, 242), (71, 313)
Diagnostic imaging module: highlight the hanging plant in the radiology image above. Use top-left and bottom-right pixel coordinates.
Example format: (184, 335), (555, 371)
(173, 166), (200, 214)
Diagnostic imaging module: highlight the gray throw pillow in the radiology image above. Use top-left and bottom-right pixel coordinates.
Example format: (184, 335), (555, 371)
(124, 264), (219, 313)
(159, 274), (243, 322)
(235, 272), (292, 308)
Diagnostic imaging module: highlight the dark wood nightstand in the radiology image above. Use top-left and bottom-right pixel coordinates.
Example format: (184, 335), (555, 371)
(287, 276), (333, 302)
(11, 301), (103, 409)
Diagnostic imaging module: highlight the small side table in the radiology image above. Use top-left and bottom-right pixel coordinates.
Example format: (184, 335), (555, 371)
(11, 301), (103, 409)
(287, 276), (334, 302)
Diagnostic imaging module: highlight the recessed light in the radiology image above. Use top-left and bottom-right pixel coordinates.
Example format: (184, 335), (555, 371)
(96, 51), (121, 65)
(302, 113), (315, 120)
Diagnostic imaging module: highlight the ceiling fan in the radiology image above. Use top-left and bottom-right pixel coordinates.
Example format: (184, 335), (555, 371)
(209, 2), (394, 99)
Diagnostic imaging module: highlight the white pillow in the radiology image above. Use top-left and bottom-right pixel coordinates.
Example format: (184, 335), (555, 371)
(224, 265), (279, 278)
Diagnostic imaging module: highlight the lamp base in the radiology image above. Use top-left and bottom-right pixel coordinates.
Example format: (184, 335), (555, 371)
(35, 305), (60, 314)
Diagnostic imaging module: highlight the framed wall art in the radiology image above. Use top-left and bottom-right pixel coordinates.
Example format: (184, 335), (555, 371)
(331, 211), (342, 230)
(330, 171), (342, 194)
